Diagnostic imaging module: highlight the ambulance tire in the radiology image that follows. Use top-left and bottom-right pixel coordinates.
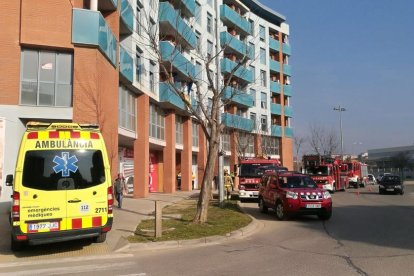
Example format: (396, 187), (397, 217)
(94, 233), (107, 243)
(11, 236), (25, 251)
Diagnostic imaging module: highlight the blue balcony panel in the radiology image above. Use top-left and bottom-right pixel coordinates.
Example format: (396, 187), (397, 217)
(269, 37), (280, 52)
(285, 127), (293, 138)
(220, 5), (251, 36)
(282, 43), (292, 56)
(120, 0), (134, 35)
(271, 125), (282, 137)
(222, 113), (254, 132)
(120, 46), (133, 83)
(159, 82), (187, 111)
(222, 87), (254, 108)
(271, 103), (282, 115)
(283, 84), (292, 97)
(72, 9), (117, 67)
(283, 64), (292, 76)
(99, 0), (117, 11)
(159, 2), (196, 49)
(179, 0), (196, 17)
(270, 59), (281, 73)
(221, 58), (253, 84)
(160, 41), (195, 79)
(270, 81), (281, 94)
(284, 106), (293, 118)
(220, 31), (253, 60)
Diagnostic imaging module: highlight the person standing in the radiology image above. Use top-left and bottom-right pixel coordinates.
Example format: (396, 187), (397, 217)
(114, 173), (127, 208)
(224, 169), (234, 200)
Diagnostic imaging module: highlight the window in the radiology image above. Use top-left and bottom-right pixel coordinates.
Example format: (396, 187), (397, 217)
(249, 19), (255, 36)
(176, 115), (184, 145)
(119, 86), (136, 131)
(207, 13), (213, 34)
(249, 65), (255, 82)
(222, 131), (230, 152)
(135, 7), (141, 35)
(135, 48), (142, 83)
(260, 48), (266, 64)
(207, 40), (213, 59)
(261, 115), (268, 131)
(259, 25), (266, 42)
(149, 104), (165, 140)
(196, 31), (201, 53)
(249, 42), (255, 58)
(150, 18), (156, 38)
(260, 92), (267, 109)
(192, 121), (199, 147)
(263, 136), (279, 155)
(20, 49), (73, 107)
(249, 89), (256, 106)
(195, 2), (201, 25)
(250, 113), (256, 129)
(260, 70), (267, 87)
(149, 61), (155, 92)
(247, 134), (255, 154)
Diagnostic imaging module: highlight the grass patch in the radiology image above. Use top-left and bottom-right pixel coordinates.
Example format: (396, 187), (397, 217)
(128, 199), (252, 243)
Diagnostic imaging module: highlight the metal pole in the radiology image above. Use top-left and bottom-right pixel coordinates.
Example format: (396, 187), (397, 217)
(333, 105), (346, 161)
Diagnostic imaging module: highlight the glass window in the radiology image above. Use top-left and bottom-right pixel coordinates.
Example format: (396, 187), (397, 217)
(149, 61), (155, 92)
(176, 115), (184, 145)
(196, 31), (201, 53)
(259, 25), (266, 42)
(261, 115), (267, 131)
(119, 86), (136, 131)
(192, 121), (199, 147)
(249, 42), (255, 58)
(249, 65), (255, 82)
(208, 0), (213, 7)
(20, 49), (73, 107)
(22, 150), (105, 190)
(195, 61), (203, 79)
(135, 52), (142, 83)
(207, 40), (213, 59)
(249, 19), (255, 36)
(222, 131), (230, 152)
(260, 48), (266, 64)
(260, 70), (267, 87)
(195, 3), (201, 25)
(135, 7), (141, 35)
(250, 112), (256, 129)
(207, 13), (213, 34)
(261, 92), (267, 109)
(149, 104), (165, 140)
(249, 89), (256, 106)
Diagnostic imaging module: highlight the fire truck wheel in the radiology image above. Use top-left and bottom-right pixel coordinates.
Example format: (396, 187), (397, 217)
(275, 201), (286, 220)
(259, 197), (268, 213)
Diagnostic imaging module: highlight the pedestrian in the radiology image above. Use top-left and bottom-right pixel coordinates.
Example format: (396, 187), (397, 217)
(114, 173), (127, 208)
(224, 169), (234, 200)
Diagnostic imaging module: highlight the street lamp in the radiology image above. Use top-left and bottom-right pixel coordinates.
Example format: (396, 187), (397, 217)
(333, 105), (346, 160)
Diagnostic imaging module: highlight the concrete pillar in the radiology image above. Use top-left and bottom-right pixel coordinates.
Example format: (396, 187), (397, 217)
(181, 118), (192, 191)
(134, 94), (149, 198)
(163, 111), (176, 193)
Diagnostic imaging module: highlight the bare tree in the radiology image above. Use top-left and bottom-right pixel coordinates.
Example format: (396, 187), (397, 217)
(308, 123), (339, 156)
(294, 135), (305, 171)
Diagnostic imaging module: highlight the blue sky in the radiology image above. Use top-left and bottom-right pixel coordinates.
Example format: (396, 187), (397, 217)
(259, 0), (414, 155)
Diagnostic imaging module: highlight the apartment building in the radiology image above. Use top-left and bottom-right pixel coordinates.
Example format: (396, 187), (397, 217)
(0, 0), (293, 202)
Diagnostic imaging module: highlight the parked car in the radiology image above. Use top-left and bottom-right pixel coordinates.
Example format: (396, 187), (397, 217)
(379, 175), (404, 195)
(258, 171), (332, 220)
(377, 173), (391, 184)
(367, 174), (377, 185)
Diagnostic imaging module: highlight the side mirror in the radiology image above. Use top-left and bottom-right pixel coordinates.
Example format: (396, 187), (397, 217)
(5, 174), (13, 186)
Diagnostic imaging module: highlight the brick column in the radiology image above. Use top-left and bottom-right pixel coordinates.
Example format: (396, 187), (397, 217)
(163, 111), (176, 193)
(181, 118), (192, 191)
(134, 94), (149, 198)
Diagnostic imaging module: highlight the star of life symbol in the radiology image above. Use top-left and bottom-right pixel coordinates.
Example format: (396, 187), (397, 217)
(53, 152), (79, 177)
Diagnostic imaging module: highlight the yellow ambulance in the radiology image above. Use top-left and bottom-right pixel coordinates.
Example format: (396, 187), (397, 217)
(5, 122), (113, 251)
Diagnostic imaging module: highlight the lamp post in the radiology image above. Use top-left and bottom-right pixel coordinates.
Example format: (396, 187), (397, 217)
(333, 105), (346, 160)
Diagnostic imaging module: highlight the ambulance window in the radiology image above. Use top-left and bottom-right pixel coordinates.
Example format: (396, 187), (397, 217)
(22, 150), (106, 190)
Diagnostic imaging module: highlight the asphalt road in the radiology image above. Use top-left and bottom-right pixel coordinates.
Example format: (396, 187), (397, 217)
(2, 184), (414, 276)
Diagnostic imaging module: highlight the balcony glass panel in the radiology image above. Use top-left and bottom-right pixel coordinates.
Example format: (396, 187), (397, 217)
(283, 84), (292, 97)
(120, 46), (133, 83)
(159, 41), (195, 78)
(72, 9), (117, 66)
(282, 43), (292, 56)
(271, 125), (282, 137)
(271, 103), (282, 115)
(120, 0), (134, 35)
(221, 113), (254, 132)
(269, 37), (280, 52)
(220, 31), (253, 60)
(270, 81), (281, 94)
(222, 87), (254, 108)
(270, 59), (281, 73)
(284, 106), (293, 117)
(181, 0), (196, 17)
(285, 127), (293, 138)
(283, 64), (292, 76)
(221, 58), (253, 83)
(220, 5), (251, 36)
(159, 82), (187, 110)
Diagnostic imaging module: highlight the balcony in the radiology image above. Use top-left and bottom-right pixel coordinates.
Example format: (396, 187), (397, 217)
(120, 0), (134, 35)
(282, 43), (292, 56)
(270, 81), (281, 94)
(169, 0), (196, 18)
(159, 41), (195, 79)
(220, 5), (251, 36)
(222, 87), (254, 108)
(283, 84), (292, 97)
(159, 82), (188, 111)
(285, 127), (293, 138)
(119, 46), (133, 83)
(221, 58), (253, 84)
(270, 59), (281, 73)
(283, 64), (292, 76)
(72, 9), (117, 66)
(99, 0), (117, 11)
(271, 103), (282, 115)
(159, 2), (196, 49)
(269, 37), (280, 52)
(220, 31), (253, 60)
(271, 125), (282, 137)
(284, 106), (293, 117)
(222, 113), (254, 132)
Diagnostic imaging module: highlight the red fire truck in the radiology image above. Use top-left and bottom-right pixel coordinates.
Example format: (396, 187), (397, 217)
(343, 161), (368, 188)
(237, 158), (286, 202)
(303, 155), (348, 193)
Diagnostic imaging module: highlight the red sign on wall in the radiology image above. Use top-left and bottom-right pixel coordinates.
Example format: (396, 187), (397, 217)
(149, 153), (158, 192)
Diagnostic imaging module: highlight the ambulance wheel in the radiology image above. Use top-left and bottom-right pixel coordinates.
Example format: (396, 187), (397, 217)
(94, 233), (107, 243)
(11, 236), (25, 251)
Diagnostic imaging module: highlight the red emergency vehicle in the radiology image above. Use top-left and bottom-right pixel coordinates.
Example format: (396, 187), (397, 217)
(343, 161), (368, 188)
(303, 155), (348, 193)
(237, 157), (286, 202)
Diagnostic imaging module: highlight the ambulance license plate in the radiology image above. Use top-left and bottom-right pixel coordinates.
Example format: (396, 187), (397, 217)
(28, 222), (59, 231)
(386, 188), (394, 191)
(306, 204), (321, 208)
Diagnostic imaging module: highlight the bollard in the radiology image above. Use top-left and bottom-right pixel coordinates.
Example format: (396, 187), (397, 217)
(155, 200), (162, 238)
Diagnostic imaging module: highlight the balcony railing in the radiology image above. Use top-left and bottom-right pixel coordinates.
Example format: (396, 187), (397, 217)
(270, 59), (281, 73)
(159, 82), (187, 111)
(119, 46), (133, 83)
(222, 113), (254, 132)
(120, 0), (134, 35)
(72, 9), (117, 66)
(159, 41), (195, 79)
(269, 37), (280, 52)
(220, 31), (253, 60)
(285, 127), (293, 138)
(180, 0), (196, 17)
(282, 43), (292, 56)
(271, 103), (282, 115)
(270, 81), (281, 94)
(222, 87), (254, 108)
(283, 84), (292, 97)
(220, 5), (251, 36)
(284, 106), (293, 117)
(221, 58), (253, 83)
(283, 64), (292, 76)
(159, 2), (196, 49)
(271, 125), (282, 137)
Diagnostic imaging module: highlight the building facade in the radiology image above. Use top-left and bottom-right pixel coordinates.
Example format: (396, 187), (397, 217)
(0, 0), (293, 202)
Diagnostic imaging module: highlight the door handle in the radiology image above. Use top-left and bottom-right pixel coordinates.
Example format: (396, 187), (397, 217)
(68, 199), (81, 203)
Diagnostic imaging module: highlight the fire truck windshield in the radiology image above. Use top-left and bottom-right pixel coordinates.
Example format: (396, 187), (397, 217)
(239, 163), (283, 177)
(305, 166), (330, 176)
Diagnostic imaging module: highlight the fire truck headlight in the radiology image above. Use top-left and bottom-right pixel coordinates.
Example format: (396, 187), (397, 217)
(239, 185), (245, 190)
(286, 191), (298, 200)
(325, 181), (329, 184)
(323, 191), (331, 199)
